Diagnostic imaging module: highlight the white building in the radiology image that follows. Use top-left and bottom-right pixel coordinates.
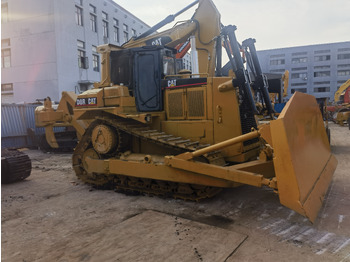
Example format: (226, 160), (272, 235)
(1, 0), (152, 103)
(257, 42), (350, 101)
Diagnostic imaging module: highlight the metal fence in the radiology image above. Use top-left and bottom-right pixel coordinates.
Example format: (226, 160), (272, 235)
(1, 104), (64, 148)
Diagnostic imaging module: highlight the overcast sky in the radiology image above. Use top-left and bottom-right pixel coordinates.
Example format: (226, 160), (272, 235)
(116, 0), (350, 51)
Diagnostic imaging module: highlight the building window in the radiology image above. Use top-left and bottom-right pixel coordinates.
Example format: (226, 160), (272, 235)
(314, 81), (330, 85)
(291, 72), (307, 80)
(90, 14), (97, 32)
(75, 6), (83, 26)
(314, 87), (330, 93)
(292, 52), (307, 56)
(338, 64), (350, 68)
(269, 69), (285, 73)
(291, 83), (307, 87)
(291, 57), (307, 63)
(291, 67), (307, 71)
(314, 50), (330, 54)
(77, 40), (85, 49)
(337, 70), (350, 76)
(89, 5), (97, 32)
(102, 12), (109, 38)
(270, 59), (285, 65)
(93, 54), (99, 72)
(338, 53), (350, 60)
(78, 83), (92, 92)
(314, 71), (330, 77)
(2, 39), (11, 68)
(92, 45), (99, 72)
(103, 21), (109, 38)
(338, 48), (350, 52)
(89, 4), (96, 13)
(114, 26), (119, 42)
(270, 54), (285, 58)
(314, 55), (331, 62)
(113, 18), (118, 27)
(1, 3), (8, 23)
(2, 39), (10, 48)
(123, 24), (129, 42)
(132, 29), (137, 37)
(314, 65), (330, 70)
(78, 50), (88, 68)
(291, 88), (307, 94)
(102, 11), (108, 20)
(77, 40), (88, 69)
(1, 83), (13, 96)
(1, 49), (11, 68)
(113, 19), (119, 42)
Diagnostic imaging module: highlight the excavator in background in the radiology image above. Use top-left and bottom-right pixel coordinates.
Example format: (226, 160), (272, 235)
(327, 79), (350, 128)
(35, 0), (337, 222)
(334, 79), (350, 104)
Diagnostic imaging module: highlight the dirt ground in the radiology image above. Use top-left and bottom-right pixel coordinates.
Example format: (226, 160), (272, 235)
(2, 122), (350, 262)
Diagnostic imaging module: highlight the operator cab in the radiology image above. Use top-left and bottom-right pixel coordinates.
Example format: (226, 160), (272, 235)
(110, 46), (177, 112)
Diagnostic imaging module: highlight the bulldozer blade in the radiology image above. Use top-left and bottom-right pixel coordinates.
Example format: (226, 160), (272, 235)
(270, 92), (337, 223)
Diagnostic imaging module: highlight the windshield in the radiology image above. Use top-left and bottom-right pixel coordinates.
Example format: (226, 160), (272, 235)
(163, 56), (176, 77)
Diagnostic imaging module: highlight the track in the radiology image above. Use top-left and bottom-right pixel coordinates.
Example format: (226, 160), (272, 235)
(1, 149), (32, 184)
(72, 116), (225, 200)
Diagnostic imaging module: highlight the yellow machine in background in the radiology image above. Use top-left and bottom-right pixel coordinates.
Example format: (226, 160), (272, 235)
(327, 79), (350, 128)
(35, 0), (337, 222)
(334, 79), (350, 104)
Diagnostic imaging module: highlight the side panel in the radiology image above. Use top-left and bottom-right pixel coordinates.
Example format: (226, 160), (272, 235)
(211, 77), (249, 159)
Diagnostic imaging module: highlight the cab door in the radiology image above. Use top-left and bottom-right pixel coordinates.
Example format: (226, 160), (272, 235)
(133, 49), (163, 112)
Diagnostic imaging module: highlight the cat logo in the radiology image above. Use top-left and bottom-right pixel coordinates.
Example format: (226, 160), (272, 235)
(76, 97), (97, 106)
(168, 79), (176, 87)
(145, 36), (172, 47)
(151, 38), (163, 46)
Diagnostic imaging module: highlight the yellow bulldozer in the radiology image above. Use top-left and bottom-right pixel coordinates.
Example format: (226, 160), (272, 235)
(35, 0), (337, 222)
